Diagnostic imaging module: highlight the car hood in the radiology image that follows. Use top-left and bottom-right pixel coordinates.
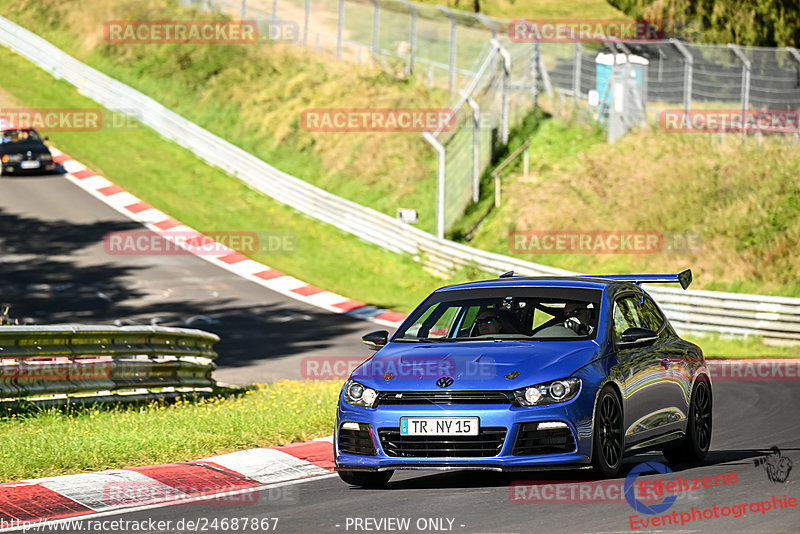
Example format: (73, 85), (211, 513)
(349, 340), (602, 390)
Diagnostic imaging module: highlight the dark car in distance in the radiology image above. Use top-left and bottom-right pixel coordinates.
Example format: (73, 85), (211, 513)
(0, 128), (56, 176)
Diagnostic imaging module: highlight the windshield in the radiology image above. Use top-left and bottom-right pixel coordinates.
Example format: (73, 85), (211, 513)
(1, 129), (43, 144)
(395, 287), (602, 342)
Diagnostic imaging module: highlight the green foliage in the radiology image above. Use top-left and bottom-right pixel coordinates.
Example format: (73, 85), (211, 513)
(607, 0), (800, 46)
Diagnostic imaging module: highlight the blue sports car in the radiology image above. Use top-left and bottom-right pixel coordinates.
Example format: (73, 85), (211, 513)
(335, 270), (712, 487)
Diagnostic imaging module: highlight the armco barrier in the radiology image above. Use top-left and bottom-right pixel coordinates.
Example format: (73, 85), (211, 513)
(1, 17), (799, 343)
(0, 325), (219, 401)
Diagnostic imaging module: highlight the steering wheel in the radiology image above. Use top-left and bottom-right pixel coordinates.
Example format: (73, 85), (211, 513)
(565, 316), (593, 335)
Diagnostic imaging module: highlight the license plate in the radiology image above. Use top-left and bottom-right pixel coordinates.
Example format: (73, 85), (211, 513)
(20, 160), (40, 169)
(400, 417), (479, 436)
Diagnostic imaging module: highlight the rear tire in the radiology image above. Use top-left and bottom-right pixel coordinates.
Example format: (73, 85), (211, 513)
(592, 386), (624, 478)
(337, 469), (393, 488)
(662, 379), (712, 464)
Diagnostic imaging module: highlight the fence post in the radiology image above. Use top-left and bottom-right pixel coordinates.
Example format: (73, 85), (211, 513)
(239, 0), (246, 20)
(671, 39), (693, 119)
(337, 0), (344, 59)
(523, 145), (529, 176)
(462, 92), (481, 203)
(789, 48), (800, 143)
(439, 7), (457, 92)
(492, 39), (511, 145)
(728, 44), (751, 138)
(400, 0), (418, 76)
(371, 0), (380, 56)
(529, 38), (540, 106)
(573, 39), (582, 103)
(423, 133), (446, 240)
(303, 0), (310, 46)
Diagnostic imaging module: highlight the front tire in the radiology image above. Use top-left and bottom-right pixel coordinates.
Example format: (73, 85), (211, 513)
(338, 469), (393, 488)
(662, 379), (712, 464)
(592, 386), (624, 478)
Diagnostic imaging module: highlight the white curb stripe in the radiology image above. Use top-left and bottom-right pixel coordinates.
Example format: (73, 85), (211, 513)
(34, 470), (182, 512)
(201, 448), (329, 484)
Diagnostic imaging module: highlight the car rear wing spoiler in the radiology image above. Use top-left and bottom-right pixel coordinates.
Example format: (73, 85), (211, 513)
(582, 269), (692, 290)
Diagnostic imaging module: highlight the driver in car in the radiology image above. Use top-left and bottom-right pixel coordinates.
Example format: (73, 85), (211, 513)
(562, 302), (594, 335)
(475, 308), (517, 336)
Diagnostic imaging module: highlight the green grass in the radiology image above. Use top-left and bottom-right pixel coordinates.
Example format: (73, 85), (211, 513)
(0, 0), (450, 234)
(0, 381), (339, 482)
(464, 116), (800, 298)
(685, 334), (800, 359)
(0, 49), (493, 314)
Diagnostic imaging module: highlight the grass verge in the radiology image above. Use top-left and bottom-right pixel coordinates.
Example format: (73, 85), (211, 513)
(0, 381), (339, 482)
(685, 335), (800, 359)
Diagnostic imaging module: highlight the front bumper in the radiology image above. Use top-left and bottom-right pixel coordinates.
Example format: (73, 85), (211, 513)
(2, 161), (56, 174)
(335, 392), (596, 471)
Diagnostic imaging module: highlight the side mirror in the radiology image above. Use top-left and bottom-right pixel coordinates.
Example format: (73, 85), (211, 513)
(618, 327), (658, 348)
(43, 136), (49, 141)
(362, 330), (388, 351)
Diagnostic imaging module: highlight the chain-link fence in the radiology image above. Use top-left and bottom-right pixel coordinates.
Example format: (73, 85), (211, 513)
(180, 0), (800, 233)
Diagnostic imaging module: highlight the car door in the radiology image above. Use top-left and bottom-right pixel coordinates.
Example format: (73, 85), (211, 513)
(613, 293), (672, 446)
(637, 294), (692, 433)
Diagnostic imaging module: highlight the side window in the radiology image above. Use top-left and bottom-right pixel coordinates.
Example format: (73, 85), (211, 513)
(427, 306), (459, 338)
(404, 303), (439, 337)
(637, 295), (665, 332)
(613, 296), (642, 340)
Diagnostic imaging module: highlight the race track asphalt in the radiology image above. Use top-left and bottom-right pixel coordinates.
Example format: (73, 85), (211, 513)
(0, 171), (377, 384)
(44, 380), (800, 533)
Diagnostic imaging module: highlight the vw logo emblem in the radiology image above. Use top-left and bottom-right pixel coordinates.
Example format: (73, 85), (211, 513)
(436, 376), (454, 388)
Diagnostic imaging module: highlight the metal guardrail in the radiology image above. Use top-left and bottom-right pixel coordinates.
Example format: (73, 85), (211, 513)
(0, 325), (219, 401)
(1, 16), (799, 344)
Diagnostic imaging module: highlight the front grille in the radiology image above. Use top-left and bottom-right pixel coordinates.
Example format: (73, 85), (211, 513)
(378, 427), (507, 457)
(338, 425), (377, 456)
(512, 423), (576, 456)
(375, 391), (514, 406)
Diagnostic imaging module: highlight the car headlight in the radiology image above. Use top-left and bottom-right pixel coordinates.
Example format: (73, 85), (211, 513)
(343, 379), (379, 408)
(39, 153), (52, 161)
(514, 378), (581, 406)
(2, 154), (23, 163)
